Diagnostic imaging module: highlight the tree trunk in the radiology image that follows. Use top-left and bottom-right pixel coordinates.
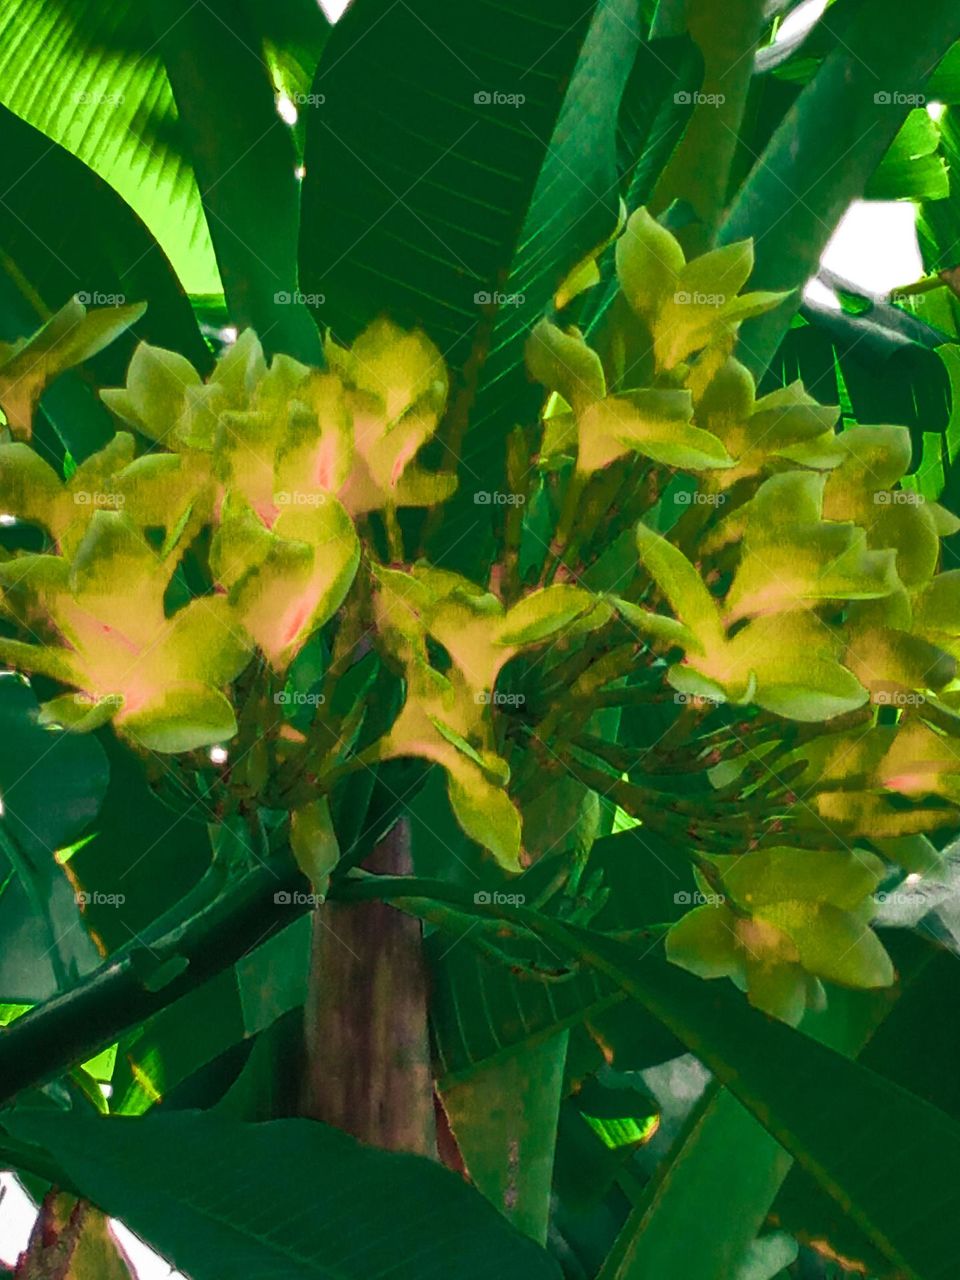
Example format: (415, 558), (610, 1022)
(300, 817), (437, 1157)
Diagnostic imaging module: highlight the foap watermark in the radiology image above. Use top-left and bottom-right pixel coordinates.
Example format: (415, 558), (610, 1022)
(274, 490), (327, 508)
(274, 690), (326, 707)
(875, 888), (926, 908)
(474, 490), (525, 506)
(274, 890), (326, 907)
(474, 290), (526, 307)
(76, 890), (126, 907)
(674, 691), (720, 708)
(873, 690), (926, 707)
(474, 890), (526, 906)
(75, 291), (126, 306)
(674, 491), (726, 506)
(74, 490), (125, 508)
(875, 91), (925, 106)
(73, 91), (124, 107)
(274, 290), (325, 306)
(291, 91), (326, 107)
(674, 890), (725, 906)
(73, 692), (123, 709)
(874, 490), (924, 506)
(474, 90), (525, 107)
(674, 90), (725, 106)
(674, 290), (725, 307)
(476, 690), (526, 708)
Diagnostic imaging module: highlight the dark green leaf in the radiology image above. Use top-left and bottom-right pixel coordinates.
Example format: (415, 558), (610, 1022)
(566, 926), (960, 1280)
(3, 1110), (564, 1280)
(0, 0), (218, 294)
(0, 676), (108, 1001)
(300, 0), (642, 573)
(0, 105), (209, 460)
(597, 1086), (791, 1280)
(721, 0), (960, 376)
(148, 0), (319, 360)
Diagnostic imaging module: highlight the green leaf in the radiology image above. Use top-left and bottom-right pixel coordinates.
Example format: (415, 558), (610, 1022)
(526, 321), (606, 411)
(0, 443), (65, 531)
(615, 208), (685, 321)
(598, 1086), (791, 1280)
(446, 764), (522, 874)
(220, 495), (360, 670)
(610, 595), (697, 649)
(0, 299), (145, 441)
(66, 727), (211, 957)
(0, 1), (218, 293)
(118, 683), (237, 754)
(0, 677), (109, 863)
(103, 341), (202, 444)
(148, 0), (319, 359)
(290, 798), (338, 897)
(2, 1110), (564, 1280)
(112, 919), (311, 1115)
(500, 585), (606, 647)
(635, 524), (724, 652)
(38, 692), (121, 735)
(647, 0), (767, 252)
(867, 108), (950, 201)
(617, 37), (703, 210)
(578, 393), (731, 473)
(773, 934), (960, 1275)
(440, 1034), (569, 1245)
(718, 847), (886, 913)
(300, 0), (643, 576)
(720, 0), (960, 375)
(0, 104), (209, 459)
(0, 675), (107, 1001)
(431, 826), (692, 1083)
(577, 37), (703, 338)
(563, 925), (960, 1280)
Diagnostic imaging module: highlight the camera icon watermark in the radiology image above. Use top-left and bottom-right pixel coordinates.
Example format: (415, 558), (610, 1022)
(674, 491), (725, 506)
(674, 692), (720, 707)
(474, 889), (526, 906)
(74, 291), (126, 306)
(74, 490), (125, 508)
(274, 490), (327, 508)
(274, 290), (325, 306)
(873, 490), (924, 505)
(73, 692), (123, 708)
(873, 690), (925, 707)
(274, 690), (326, 707)
(73, 92), (124, 107)
(875, 889), (925, 907)
(274, 889), (326, 906)
(474, 490), (525, 505)
(874, 90), (925, 106)
(474, 290), (526, 307)
(673, 290), (725, 307)
(674, 90), (725, 106)
(476, 690), (526, 707)
(474, 90), (525, 107)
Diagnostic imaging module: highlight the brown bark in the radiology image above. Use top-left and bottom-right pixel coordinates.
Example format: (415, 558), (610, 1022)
(300, 817), (437, 1156)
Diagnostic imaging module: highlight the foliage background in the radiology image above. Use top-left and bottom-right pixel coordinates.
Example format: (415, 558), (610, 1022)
(3, 1), (960, 1278)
